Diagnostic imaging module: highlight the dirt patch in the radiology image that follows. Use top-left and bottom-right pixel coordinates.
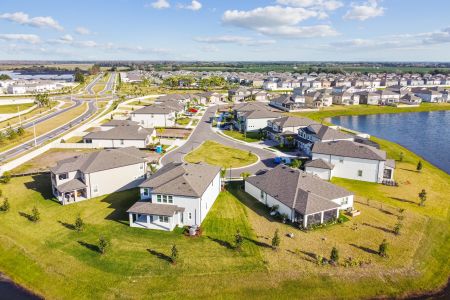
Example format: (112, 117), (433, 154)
(157, 128), (191, 139)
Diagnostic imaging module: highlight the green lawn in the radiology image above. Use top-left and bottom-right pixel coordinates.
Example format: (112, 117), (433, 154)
(289, 103), (450, 123)
(0, 178), (263, 299)
(184, 140), (258, 168)
(222, 130), (261, 143)
(175, 117), (191, 126)
(0, 103), (34, 114)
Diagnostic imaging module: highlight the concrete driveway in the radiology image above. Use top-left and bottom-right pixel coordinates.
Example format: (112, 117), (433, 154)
(160, 105), (277, 177)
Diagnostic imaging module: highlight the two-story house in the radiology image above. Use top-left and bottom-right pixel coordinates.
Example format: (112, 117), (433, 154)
(50, 147), (148, 205)
(127, 162), (221, 231)
(296, 124), (354, 156)
(266, 116), (317, 147)
(131, 104), (178, 128)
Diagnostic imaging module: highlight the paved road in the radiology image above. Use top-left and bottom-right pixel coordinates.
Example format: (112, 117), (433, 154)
(85, 74), (103, 95)
(99, 72), (116, 95)
(0, 100), (97, 161)
(161, 105), (277, 177)
(1, 100), (82, 132)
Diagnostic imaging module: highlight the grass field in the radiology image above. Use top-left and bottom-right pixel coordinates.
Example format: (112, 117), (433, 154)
(222, 130), (261, 143)
(184, 140), (258, 168)
(0, 103), (34, 114)
(175, 117), (191, 126)
(289, 103), (450, 123)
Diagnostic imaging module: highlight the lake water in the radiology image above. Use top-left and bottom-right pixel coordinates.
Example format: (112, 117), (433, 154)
(331, 110), (450, 174)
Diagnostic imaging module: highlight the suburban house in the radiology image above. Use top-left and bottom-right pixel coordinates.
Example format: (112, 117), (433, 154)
(414, 89), (444, 102)
(376, 89), (400, 105)
(266, 116), (318, 146)
(297, 124), (354, 156)
(332, 91), (360, 105)
(245, 165), (354, 228)
(99, 119), (139, 131)
(309, 140), (395, 183)
(131, 104), (178, 128)
(228, 87), (252, 102)
(269, 94), (305, 111)
(305, 91), (333, 107)
(358, 91), (381, 105)
(197, 91), (225, 104)
(127, 162), (221, 231)
(50, 147), (148, 205)
(83, 125), (155, 148)
(236, 109), (281, 132)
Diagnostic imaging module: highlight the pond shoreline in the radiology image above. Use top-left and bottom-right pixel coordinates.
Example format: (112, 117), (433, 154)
(0, 273), (41, 299)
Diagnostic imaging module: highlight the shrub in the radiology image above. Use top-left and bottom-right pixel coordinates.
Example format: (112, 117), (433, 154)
(30, 206), (40, 222)
(171, 245), (178, 264)
(74, 215), (84, 232)
(271, 229), (281, 250)
(98, 236), (109, 254)
(0, 172), (11, 184)
(379, 239), (388, 257)
(393, 222), (403, 235)
(235, 229), (243, 251)
(330, 247), (339, 263)
(416, 160), (423, 172)
(418, 189), (427, 207)
(0, 198), (9, 212)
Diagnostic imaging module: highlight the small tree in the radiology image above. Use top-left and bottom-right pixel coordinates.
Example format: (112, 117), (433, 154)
(220, 168), (226, 178)
(330, 247), (339, 264)
(271, 229), (280, 250)
(235, 229), (244, 251)
(399, 152), (404, 162)
(30, 206), (40, 222)
(378, 239), (388, 257)
(17, 127), (25, 136)
(0, 198), (9, 212)
(74, 215), (84, 232)
(98, 236), (109, 254)
(171, 244), (178, 264)
(393, 222), (402, 235)
(416, 160), (423, 172)
(418, 189), (427, 206)
(291, 159), (301, 169)
(1, 171), (11, 184)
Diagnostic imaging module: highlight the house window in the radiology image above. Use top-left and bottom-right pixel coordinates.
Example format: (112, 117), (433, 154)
(120, 139), (124, 145)
(140, 164), (143, 170)
(58, 173), (68, 180)
(168, 195), (173, 203)
(159, 216), (169, 223)
(260, 190), (265, 199)
(358, 170), (363, 177)
(341, 197), (348, 205)
(339, 158), (344, 163)
(143, 188), (149, 196)
(163, 195), (167, 203)
(93, 185), (98, 193)
(157, 195), (162, 203)
(188, 212), (192, 219)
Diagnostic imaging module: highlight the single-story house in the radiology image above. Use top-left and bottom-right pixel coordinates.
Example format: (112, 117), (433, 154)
(50, 147), (148, 205)
(127, 162), (221, 231)
(245, 165), (354, 228)
(83, 125), (155, 148)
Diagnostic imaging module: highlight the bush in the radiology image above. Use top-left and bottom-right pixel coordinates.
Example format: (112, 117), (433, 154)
(271, 229), (281, 249)
(379, 239), (388, 257)
(0, 172), (11, 184)
(171, 245), (178, 264)
(330, 247), (339, 263)
(74, 215), (84, 232)
(235, 229), (243, 251)
(393, 222), (402, 235)
(0, 198), (9, 212)
(30, 206), (40, 222)
(98, 236), (109, 255)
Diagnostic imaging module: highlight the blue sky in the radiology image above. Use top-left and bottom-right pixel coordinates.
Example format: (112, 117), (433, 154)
(1, 0), (450, 61)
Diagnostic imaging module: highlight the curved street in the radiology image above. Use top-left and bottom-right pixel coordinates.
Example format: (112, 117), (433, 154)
(160, 105), (277, 177)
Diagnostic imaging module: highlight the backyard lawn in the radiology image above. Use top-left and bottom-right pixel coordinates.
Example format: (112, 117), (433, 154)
(222, 129), (261, 143)
(184, 140), (258, 168)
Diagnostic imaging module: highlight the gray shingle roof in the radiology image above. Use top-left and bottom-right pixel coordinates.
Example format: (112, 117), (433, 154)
(312, 140), (386, 161)
(56, 178), (87, 193)
(246, 165), (352, 216)
(50, 147), (148, 174)
(243, 109), (281, 119)
(102, 120), (139, 127)
(127, 202), (185, 216)
(305, 124), (354, 141)
(271, 116), (317, 128)
(84, 125), (154, 141)
(139, 162), (220, 198)
(304, 159), (334, 170)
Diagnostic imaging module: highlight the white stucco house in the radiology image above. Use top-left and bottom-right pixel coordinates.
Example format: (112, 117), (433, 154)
(233, 102), (281, 132)
(127, 162), (221, 231)
(131, 104), (178, 128)
(50, 147), (148, 205)
(245, 165), (354, 228)
(309, 140), (395, 183)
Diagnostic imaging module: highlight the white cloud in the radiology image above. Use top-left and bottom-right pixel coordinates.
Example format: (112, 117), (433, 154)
(60, 34), (74, 42)
(276, 0), (343, 11)
(195, 35), (276, 46)
(0, 12), (63, 30)
(178, 0), (202, 11)
(199, 45), (219, 52)
(149, 0), (170, 9)
(0, 33), (41, 44)
(222, 6), (338, 38)
(75, 27), (91, 35)
(344, 0), (385, 21)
